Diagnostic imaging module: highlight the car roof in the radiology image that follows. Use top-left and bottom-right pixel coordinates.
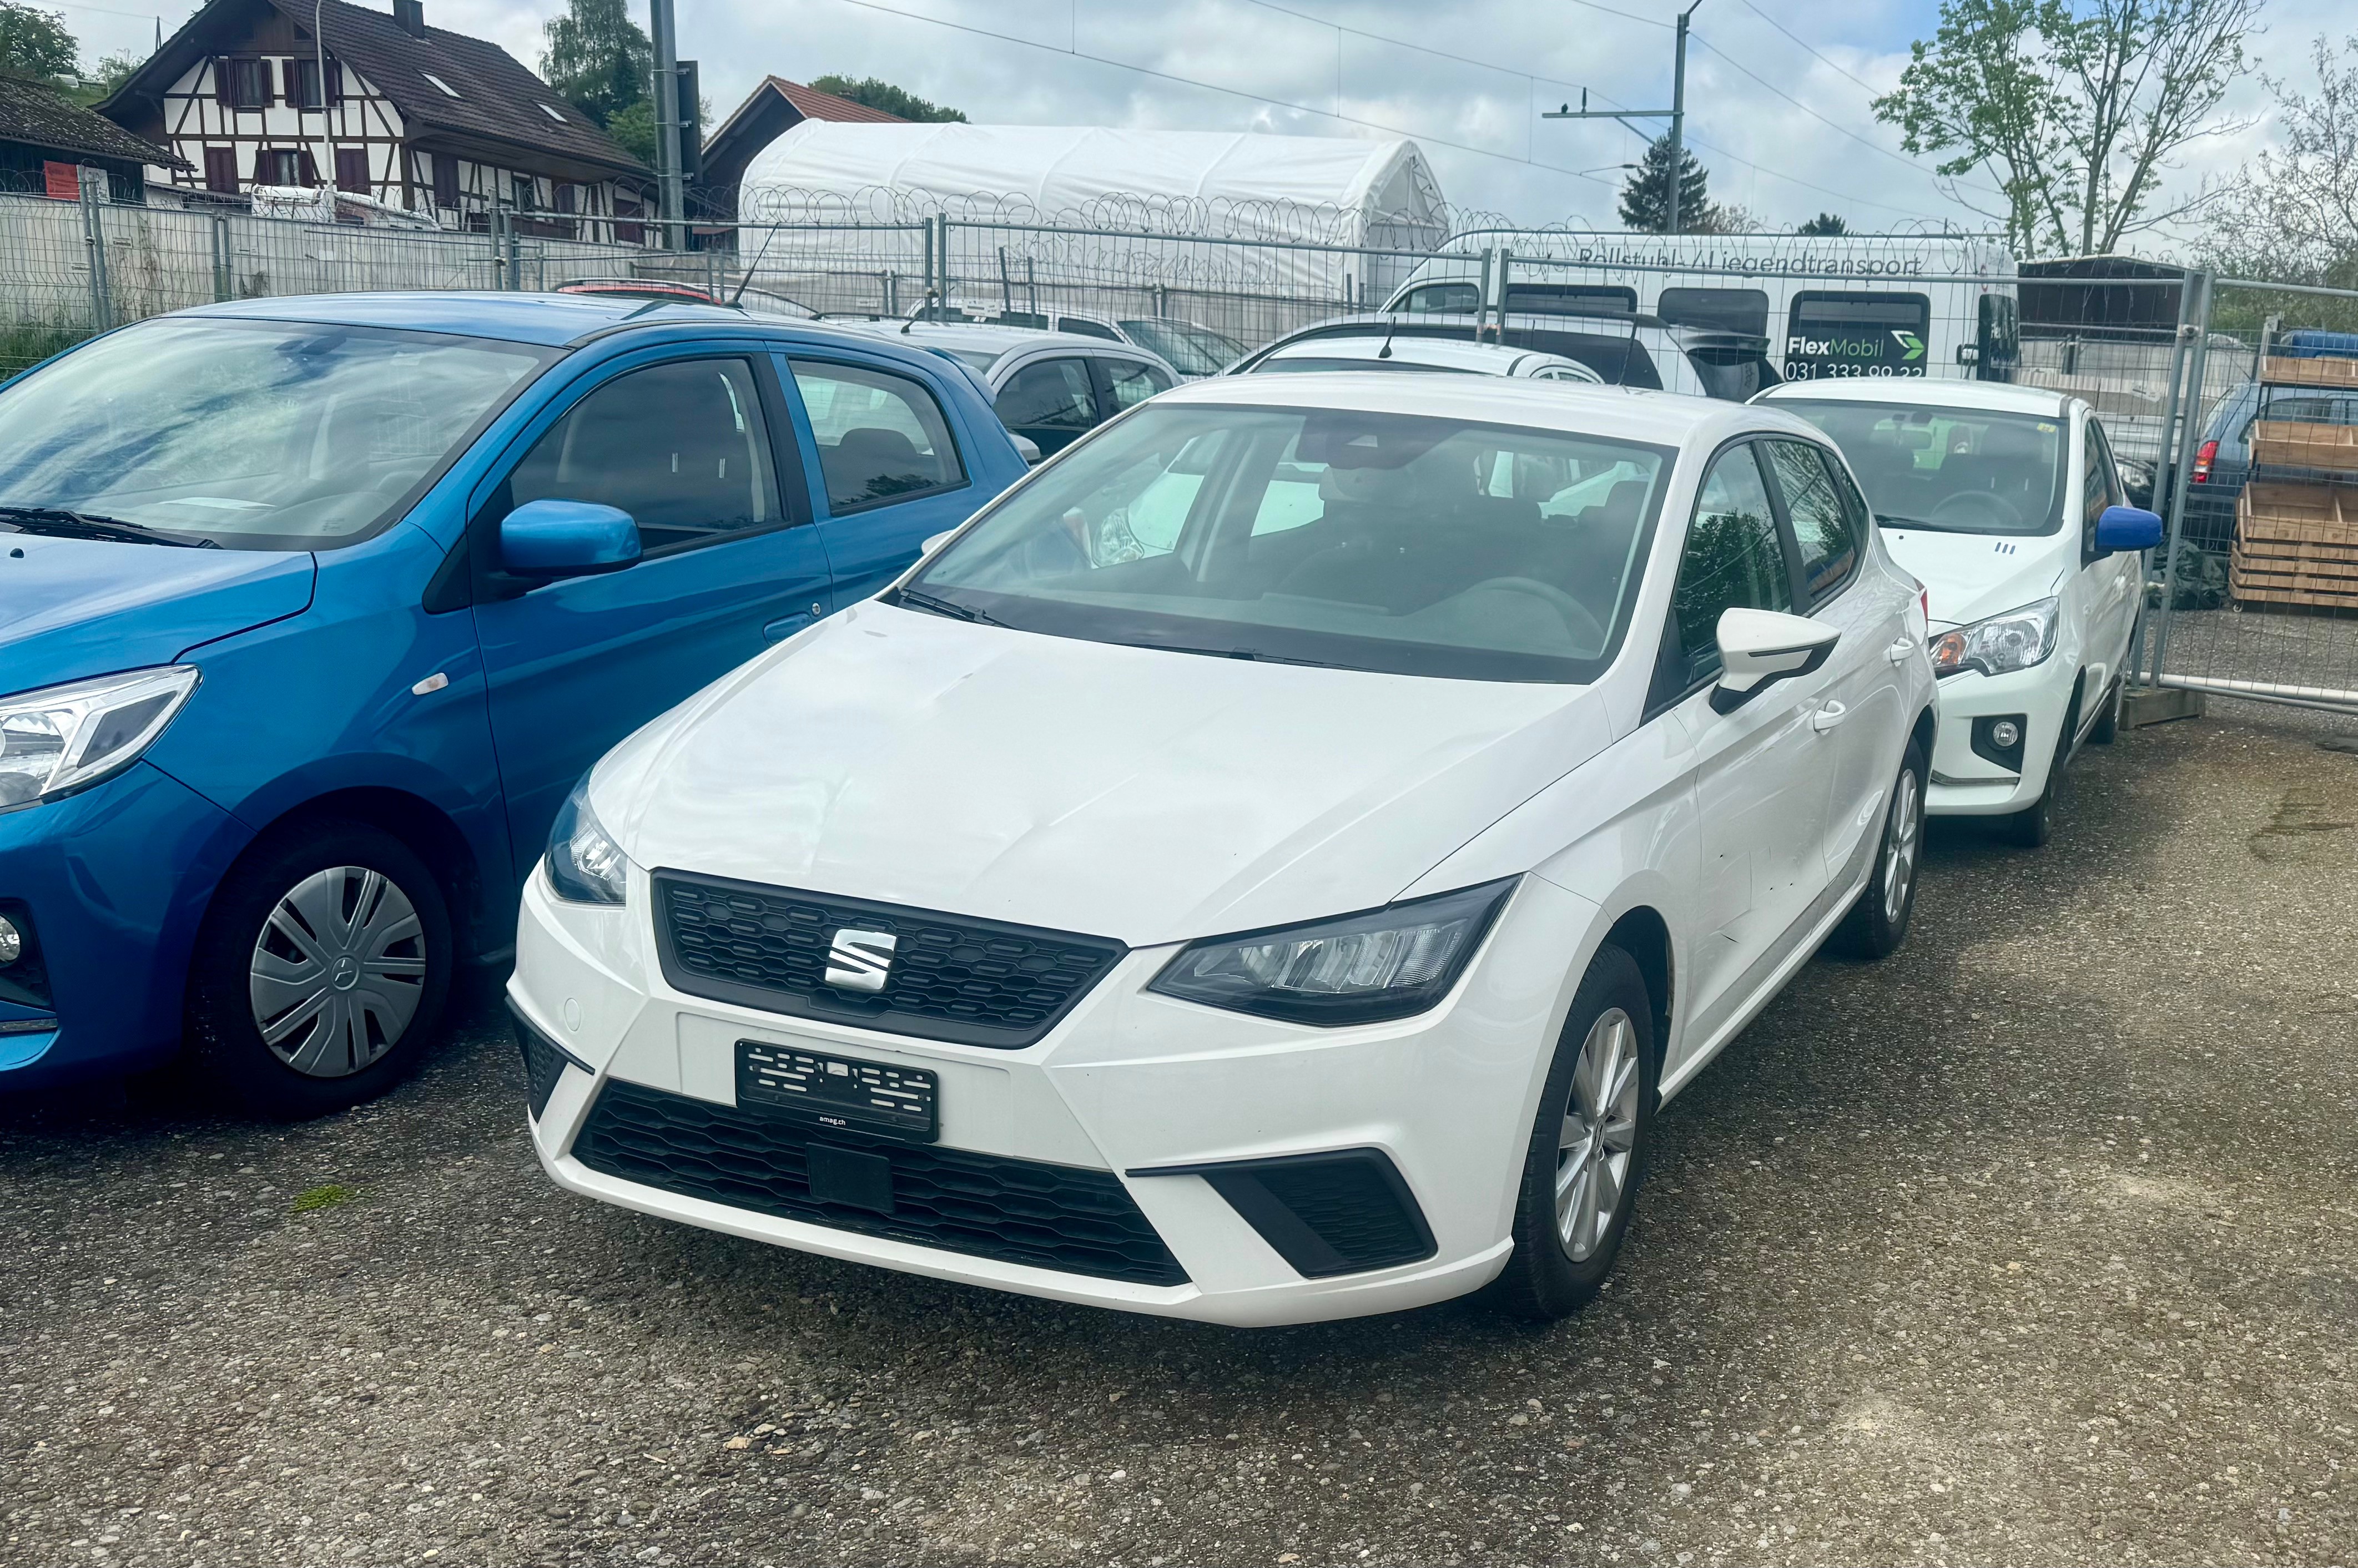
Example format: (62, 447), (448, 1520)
(845, 319), (1155, 359)
(157, 290), (952, 356)
(1757, 378), (2077, 417)
(1256, 336), (1576, 375)
(1152, 370), (1821, 447)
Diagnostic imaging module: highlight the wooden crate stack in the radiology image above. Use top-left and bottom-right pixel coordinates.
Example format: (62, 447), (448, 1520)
(2228, 356), (2358, 610)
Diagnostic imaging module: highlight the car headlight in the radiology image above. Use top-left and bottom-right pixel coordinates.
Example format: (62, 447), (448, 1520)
(545, 775), (629, 905)
(1928, 597), (2058, 679)
(1147, 879), (1516, 1026)
(0, 665), (200, 811)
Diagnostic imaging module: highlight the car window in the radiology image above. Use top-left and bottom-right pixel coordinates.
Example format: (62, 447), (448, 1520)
(1761, 440), (1857, 603)
(1658, 287), (1770, 337)
(1055, 317), (1123, 342)
(1666, 444), (1793, 686)
(995, 358), (1100, 432)
(1102, 358), (1174, 410)
(1785, 292), (1932, 381)
(911, 404), (1671, 684)
(507, 357), (781, 552)
(788, 359), (966, 515)
(2082, 417), (2123, 557)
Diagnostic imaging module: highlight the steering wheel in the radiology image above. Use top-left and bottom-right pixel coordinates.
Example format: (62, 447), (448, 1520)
(1929, 490), (2022, 530)
(1460, 576), (1608, 651)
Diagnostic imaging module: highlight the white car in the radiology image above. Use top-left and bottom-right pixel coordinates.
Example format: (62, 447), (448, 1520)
(1756, 380), (2162, 844)
(843, 321), (1180, 460)
(511, 376), (1937, 1327)
(1233, 311), (1781, 401)
(1240, 334), (1605, 382)
(911, 301), (1248, 378)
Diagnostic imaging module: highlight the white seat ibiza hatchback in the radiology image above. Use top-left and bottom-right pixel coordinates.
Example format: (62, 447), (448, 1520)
(512, 375), (1938, 1326)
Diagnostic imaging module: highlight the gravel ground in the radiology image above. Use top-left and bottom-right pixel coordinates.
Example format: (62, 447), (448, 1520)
(4, 707), (2356, 1568)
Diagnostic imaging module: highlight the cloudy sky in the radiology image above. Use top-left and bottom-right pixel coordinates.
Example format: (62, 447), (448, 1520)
(63, 0), (2356, 247)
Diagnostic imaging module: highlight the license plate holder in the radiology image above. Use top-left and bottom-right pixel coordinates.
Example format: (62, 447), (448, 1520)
(736, 1040), (939, 1143)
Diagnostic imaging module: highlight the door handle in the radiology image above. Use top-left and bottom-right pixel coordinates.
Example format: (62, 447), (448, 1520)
(1812, 700), (1849, 734)
(764, 612), (813, 643)
(1886, 637), (1918, 665)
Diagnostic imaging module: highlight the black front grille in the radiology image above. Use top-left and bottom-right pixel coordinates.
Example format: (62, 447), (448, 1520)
(652, 871), (1125, 1049)
(571, 1077), (1187, 1287)
(1136, 1148), (1436, 1279)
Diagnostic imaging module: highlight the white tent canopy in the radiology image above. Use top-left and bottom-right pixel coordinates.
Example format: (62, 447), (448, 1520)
(738, 122), (1447, 245)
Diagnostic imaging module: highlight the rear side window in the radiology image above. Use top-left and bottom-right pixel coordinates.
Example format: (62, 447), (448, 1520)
(1762, 440), (1858, 603)
(789, 359), (966, 515)
(1055, 317), (1122, 342)
(995, 358), (1100, 432)
(1666, 444), (1792, 686)
(1101, 358), (1173, 410)
(508, 357), (781, 553)
(1659, 287), (1768, 336)
(1398, 282), (1480, 314)
(1501, 283), (1638, 317)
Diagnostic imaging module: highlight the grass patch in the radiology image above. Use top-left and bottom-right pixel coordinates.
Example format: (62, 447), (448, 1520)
(0, 321), (94, 380)
(291, 1182), (360, 1213)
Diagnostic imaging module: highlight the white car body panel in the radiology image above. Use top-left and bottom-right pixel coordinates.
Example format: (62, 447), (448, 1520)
(515, 374), (1939, 1324)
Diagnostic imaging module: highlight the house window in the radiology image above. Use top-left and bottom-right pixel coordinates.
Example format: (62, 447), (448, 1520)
(203, 147), (238, 193)
(420, 70), (460, 98)
(286, 57), (342, 109)
(214, 57), (273, 109)
(255, 148), (303, 186)
(538, 102), (567, 123)
(334, 148), (369, 194)
(431, 153), (459, 209)
(510, 173), (535, 211)
(552, 182), (576, 215)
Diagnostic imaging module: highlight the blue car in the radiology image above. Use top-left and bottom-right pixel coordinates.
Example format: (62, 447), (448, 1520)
(0, 291), (1027, 1115)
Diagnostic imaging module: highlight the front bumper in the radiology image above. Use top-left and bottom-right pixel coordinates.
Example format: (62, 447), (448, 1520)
(511, 865), (1599, 1326)
(1923, 661), (2077, 816)
(0, 762), (248, 1089)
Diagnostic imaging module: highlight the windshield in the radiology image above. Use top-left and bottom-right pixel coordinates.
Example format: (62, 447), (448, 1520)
(0, 317), (546, 548)
(1251, 356), (1474, 376)
(1772, 399), (2067, 536)
(1118, 320), (1245, 376)
(908, 404), (1671, 683)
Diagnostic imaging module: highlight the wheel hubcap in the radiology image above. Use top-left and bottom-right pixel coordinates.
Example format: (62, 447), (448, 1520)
(1883, 766), (1922, 923)
(1555, 1007), (1641, 1262)
(248, 865), (426, 1078)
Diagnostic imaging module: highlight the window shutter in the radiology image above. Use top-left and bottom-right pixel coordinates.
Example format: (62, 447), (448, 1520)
(213, 57), (230, 107)
(324, 59), (342, 104)
(298, 148), (318, 186)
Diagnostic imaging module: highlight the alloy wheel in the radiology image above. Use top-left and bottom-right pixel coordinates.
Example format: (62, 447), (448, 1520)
(248, 865), (427, 1077)
(1555, 1006), (1641, 1262)
(1883, 765), (1922, 924)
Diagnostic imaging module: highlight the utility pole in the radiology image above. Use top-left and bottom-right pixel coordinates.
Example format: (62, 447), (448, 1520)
(649, 0), (684, 249)
(1541, 0), (1702, 234)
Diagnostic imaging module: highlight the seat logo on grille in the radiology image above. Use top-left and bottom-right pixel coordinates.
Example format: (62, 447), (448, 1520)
(824, 928), (896, 992)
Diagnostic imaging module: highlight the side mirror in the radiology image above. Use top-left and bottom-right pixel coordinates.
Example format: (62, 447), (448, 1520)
(1011, 433), (1044, 466)
(500, 498), (641, 579)
(1711, 607), (1841, 714)
(2095, 503), (2164, 555)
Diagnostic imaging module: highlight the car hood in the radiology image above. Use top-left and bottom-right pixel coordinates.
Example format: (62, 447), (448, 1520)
(1879, 527), (2067, 629)
(595, 603), (1615, 946)
(0, 536), (316, 693)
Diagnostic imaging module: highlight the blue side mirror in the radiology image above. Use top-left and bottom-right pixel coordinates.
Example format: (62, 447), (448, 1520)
(2094, 503), (2164, 555)
(499, 498), (641, 578)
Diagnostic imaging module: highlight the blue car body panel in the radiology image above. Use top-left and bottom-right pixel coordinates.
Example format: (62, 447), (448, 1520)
(0, 293), (1029, 1089)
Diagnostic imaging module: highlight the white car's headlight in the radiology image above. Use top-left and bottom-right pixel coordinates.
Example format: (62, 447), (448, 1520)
(545, 775), (630, 905)
(1929, 597), (2058, 679)
(1148, 879), (1516, 1026)
(0, 665), (200, 810)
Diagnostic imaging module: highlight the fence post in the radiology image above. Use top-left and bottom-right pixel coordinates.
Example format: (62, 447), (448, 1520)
(505, 211), (522, 290)
(2135, 269), (2199, 685)
(489, 206), (506, 289)
(2148, 270), (2214, 683)
(76, 167), (113, 331)
(211, 213), (232, 301)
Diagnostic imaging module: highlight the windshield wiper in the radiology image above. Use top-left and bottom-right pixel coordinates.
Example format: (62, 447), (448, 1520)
(1126, 642), (1343, 668)
(890, 586), (1002, 626)
(0, 505), (216, 548)
(1874, 512), (1978, 535)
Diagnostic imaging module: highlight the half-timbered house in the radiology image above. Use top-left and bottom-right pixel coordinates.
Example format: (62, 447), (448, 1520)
(99, 0), (652, 239)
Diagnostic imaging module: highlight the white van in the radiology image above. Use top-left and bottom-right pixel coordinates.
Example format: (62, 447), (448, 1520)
(1384, 231), (2019, 387)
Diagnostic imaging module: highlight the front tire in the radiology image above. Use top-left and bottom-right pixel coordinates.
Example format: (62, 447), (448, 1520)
(2088, 672), (2124, 745)
(1830, 736), (1927, 960)
(187, 820), (452, 1118)
(2004, 685), (2080, 848)
(1491, 945), (1657, 1322)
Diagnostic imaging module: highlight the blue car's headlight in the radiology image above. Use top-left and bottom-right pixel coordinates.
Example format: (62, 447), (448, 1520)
(0, 665), (200, 810)
(1148, 879), (1517, 1026)
(545, 775), (630, 906)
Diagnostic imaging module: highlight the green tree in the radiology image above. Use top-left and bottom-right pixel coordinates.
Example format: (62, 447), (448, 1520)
(1797, 211), (1850, 236)
(0, 3), (81, 85)
(538, 0), (650, 128)
(1616, 134), (1713, 233)
(89, 48), (142, 93)
(2199, 35), (2358, 329)
(1872, 0), (2260, 257)
(808, 74), (965, 123)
